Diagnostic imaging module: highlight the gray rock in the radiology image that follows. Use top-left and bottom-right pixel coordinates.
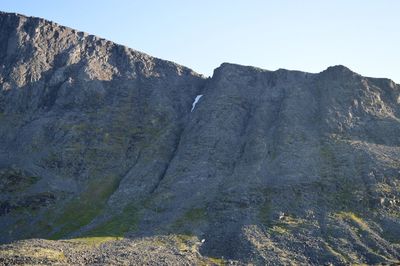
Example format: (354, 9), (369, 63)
(1, 11), (400, 265)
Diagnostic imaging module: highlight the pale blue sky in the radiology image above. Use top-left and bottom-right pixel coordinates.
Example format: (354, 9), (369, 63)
(1, 1), (399, 82)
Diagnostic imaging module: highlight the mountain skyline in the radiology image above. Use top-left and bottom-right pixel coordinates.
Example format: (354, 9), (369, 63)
(1, 0), (399, 83)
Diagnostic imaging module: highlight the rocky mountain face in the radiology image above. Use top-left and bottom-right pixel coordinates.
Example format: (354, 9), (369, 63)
(1, 11), (400, 265)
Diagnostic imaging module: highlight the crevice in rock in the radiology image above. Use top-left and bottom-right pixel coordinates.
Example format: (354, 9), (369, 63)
(230, 105), (253, 175)
(149, 78), (208, 194)
(149, 127), (185, 194)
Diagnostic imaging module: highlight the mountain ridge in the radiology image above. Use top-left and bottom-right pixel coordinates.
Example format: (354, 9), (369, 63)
(4, 11), (399, 85)
(0, 10), (204, 79)
(1, 11), (400, 265)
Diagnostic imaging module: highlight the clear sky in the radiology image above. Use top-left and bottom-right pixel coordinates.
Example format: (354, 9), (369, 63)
(1, 0), (399, 82)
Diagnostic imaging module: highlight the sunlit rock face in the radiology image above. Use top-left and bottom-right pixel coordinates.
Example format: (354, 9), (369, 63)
(1, 11), (400, 265)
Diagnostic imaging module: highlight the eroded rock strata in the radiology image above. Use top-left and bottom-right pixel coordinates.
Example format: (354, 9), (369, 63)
(1, 11), (400, 265)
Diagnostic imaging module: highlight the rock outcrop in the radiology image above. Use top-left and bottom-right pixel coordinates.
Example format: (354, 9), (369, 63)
(1, 11), (400, 265)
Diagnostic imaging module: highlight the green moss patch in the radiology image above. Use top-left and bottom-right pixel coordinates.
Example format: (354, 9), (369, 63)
(171, 207), (207, 231)
(334, 211), (370, 231)
(51, 175), (121, 239)
(67, 236), (122, 247)
(84, 203), (140, 237)
(258, 199), (272, 226)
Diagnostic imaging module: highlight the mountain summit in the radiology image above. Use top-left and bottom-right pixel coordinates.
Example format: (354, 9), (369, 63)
(1, 11), (400, 265)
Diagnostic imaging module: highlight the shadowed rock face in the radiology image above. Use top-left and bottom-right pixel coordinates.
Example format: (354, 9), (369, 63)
(1, 11), (400, 265)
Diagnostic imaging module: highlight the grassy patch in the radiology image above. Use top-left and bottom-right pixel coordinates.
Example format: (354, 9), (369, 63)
(258, 196), (272, 226)
(184, 208), (207, 222)
(204, 257), (226, 266)
(173, 234), (201, 253)
(334, 212), (369, 231)
(51, 175), (121, 239)
(84, 203), (140, 237)
(67, 236), (122, 247)
(321, 241), (349, 263)
(171, 207), (207, 231)
(268, 225), (288, 235)
(0, 247), (65, 262)
(268, 215), (308, 235)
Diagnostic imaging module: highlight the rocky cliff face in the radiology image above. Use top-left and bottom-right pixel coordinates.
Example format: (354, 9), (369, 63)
(1, 11), (400, 265)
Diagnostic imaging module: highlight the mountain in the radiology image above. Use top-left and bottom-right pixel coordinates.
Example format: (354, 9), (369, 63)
(1, 11), (400, 265)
